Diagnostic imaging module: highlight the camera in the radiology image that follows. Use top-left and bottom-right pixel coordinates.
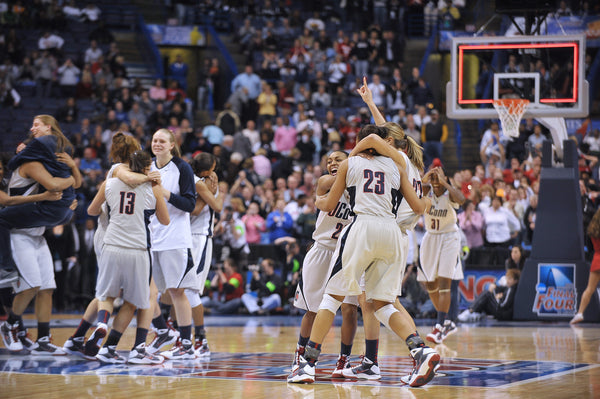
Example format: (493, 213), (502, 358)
(248, 264), (259, 272)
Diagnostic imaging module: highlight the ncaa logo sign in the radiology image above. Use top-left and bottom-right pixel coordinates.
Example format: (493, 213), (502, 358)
(533, 263), (577, 316)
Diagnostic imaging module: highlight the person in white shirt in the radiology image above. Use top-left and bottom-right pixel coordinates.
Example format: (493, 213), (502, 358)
(367, 74), (387, 109)
(84, 40), (103, 64)
(38, 31), (64, 52)
(483, 195), (521, 264)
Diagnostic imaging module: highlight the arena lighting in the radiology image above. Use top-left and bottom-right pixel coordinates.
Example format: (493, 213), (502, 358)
(457, 42), (579, 104)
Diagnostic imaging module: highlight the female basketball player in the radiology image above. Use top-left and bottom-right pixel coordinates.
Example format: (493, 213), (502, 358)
(338, 77), (427, 380)
(89, 150), (170, 363)
(291, 149), (360, 378)
(63, 133), (162, 361)
(419, 165), (465, 343)
(185, 152), (225, 357)
(147, 128), (197, 360)
(0, 115), (81, 285)
(288, 125), (439, 388)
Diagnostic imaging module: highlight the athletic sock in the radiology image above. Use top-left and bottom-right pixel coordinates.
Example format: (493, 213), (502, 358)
(73, 319), (92, 338)
(436, 311), (447, 325)
(195, 325), (206, 341)
(340, 342), (353, 357)
(297, 334), (309, 348)
(134, 327), (148, 349)
(104, 330), (122, 348)
(406, 332), (425, 350)
(37, 322), (50, 339)
(97, 310), (110, 325)
(179, 325), (192, 343)
(365, 339), (378, 364)
(152, 315), (168, 331)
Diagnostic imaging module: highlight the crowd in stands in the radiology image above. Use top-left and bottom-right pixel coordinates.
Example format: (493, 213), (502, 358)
(0, 0), (598, 318)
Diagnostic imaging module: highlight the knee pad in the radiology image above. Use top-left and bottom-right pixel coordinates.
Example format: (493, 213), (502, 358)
(318, 294), (343, 315)
(185, 289), (202, 308)
(438, 289), (451, 293)
(374, 304), (399, 330)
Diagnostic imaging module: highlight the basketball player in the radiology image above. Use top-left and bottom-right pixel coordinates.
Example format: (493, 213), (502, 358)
(147, 128), (197, 360)
(338, 77), (427, 380)
(185, 152), (225, 357)
(291, 150), (360, 378)
(419, 166), (465, 343)
(0, 115), (81, 286)
(288, 125), (440, 388)
(88, 150), (170, 364)
(0, 154), (75, 354)
(63, 133), (162, 360)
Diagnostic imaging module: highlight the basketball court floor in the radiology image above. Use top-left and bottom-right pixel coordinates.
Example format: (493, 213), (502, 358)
(0, 314), (598, 398)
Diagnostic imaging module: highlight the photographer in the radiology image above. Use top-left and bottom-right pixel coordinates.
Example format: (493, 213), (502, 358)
(214, 205), (249, 268)
(202, 258), (245, 314)
(241, 258), (284, 315)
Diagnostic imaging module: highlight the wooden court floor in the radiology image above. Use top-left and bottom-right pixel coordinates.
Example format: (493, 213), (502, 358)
(0, 315), (598, 399)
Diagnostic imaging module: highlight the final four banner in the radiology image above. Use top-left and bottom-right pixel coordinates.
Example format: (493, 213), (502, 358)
(533, 263), (577, 317)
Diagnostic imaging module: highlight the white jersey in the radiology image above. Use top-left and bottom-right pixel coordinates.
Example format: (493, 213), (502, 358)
(190, 175), (216, 237)
(8, 167), (44, 236)
(346, 155), (401, 218)
(94, 163), (121, 254)
(149, 157), (195, 250)
(423, 189), (459, 234)
(396, 151), (423, 230)
(104, 178), (156, 249)
(312, 191), (353, 251)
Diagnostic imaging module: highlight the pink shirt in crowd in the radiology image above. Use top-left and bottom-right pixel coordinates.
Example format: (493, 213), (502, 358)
(242, 213), (266, 244)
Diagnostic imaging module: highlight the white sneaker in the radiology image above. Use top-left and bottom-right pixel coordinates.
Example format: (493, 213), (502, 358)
(570, 313), (584, 324)
(161, 340), (196, 360)
(147, 328), (179, 354)
(31, 336), (67, 356)
(287, 355), (316, 383)
(457, 309), (471, 322)
(341, 356), (381, 380)
(0, 322), (23, 351)
(331, 354), (351, 377)
(401, 346), (440, 387)
(128, 343), (164, 364)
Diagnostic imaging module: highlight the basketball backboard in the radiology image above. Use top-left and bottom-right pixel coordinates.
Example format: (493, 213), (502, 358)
(446, 34), (588, 120)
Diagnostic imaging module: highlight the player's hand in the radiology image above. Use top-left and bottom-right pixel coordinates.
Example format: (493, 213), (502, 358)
(16, 142), (26, 153)
(356, 76), (373, 103)
(148, 171), (161, 186)
(42, 190), (63, 201)
(69, 199), (78, 211)
(55, 152), (76, 168)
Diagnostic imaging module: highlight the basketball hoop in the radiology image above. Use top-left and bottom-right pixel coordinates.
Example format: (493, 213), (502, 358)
(493, 99), (530, 139)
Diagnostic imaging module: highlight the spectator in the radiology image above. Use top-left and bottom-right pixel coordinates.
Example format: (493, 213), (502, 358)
(84, 40), (103, 64)
(231, 64), (262, 124)
(80, 3), (101, 23)
(350, 30), (371, 79)
(505, 245), (526, 271)
(257, 83), (278, 125)
(311, 83), (332, 109)
(149, 78), (167, 102)
(57, 59), (81, 97)
(421, 109), (447, 168)
(482, 196), (521, 264)
(79, 146), (102, 174)
(215, 102), (242, 136)
(62, 0), (81, 20)
(458, 269), (520, 322)
(367, 74), (387, 109)
(169, 54), (189, 91)
(0, 81), (20, 107)
(38, 31), (64, 54)
(128, 102), (147, 127)
(412, 77), (434, 110)
(266, 198), (296, 244)
(522, 194), (538, 245)
(56, 96), (79, 123)
(439, 0), (461, 30)
(242, 201), (266, 245)
(304, 11), (325, 32)
(34, 51), (57, 98)
(457, 199), (484, 249)
(413, 105), (431, 130)
(242, 259), (284, 315)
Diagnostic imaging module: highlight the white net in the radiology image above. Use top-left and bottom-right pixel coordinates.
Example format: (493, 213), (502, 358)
(492, 99), (530, 139)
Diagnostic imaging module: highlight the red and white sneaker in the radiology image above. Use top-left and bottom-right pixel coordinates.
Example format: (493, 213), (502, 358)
(426, 324), (443, 344)
(331, 354), (351, 378)
(291, 345), (305, 372)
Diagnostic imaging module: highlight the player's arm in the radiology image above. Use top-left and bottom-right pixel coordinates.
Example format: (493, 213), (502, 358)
(20, 161), (75, 192)
(316, 160), (348, 212)
(153, 181), (170, 225)
(316, 174), (336, 196)
(434, 168), (465, 205)
(421, 169), (434, 196)
(87, 181), (106, 216)
(195, 172), (225, 213)
(0, 189), (62, 206)
(55, 152), (82, 189)
(357, 76), (386, 125)
(398, 164), (431, 214)
(350, 134), (407, 169)
(113, 164), (153, 187)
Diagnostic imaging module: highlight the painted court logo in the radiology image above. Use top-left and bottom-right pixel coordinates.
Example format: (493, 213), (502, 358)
(533, 263), (577, 316)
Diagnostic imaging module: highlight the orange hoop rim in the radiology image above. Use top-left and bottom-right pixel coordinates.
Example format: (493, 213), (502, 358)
(492, 98), (530, 109)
